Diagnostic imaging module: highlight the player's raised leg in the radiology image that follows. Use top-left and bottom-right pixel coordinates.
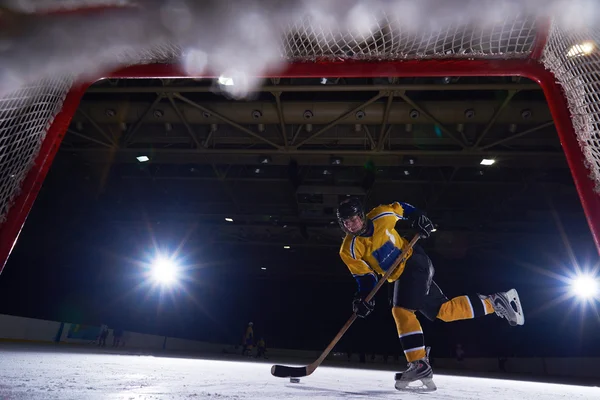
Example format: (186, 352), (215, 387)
(436, 289), (524, 326)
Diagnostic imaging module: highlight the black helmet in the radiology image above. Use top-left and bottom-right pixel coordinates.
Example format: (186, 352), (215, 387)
(336, 197), (367, 235)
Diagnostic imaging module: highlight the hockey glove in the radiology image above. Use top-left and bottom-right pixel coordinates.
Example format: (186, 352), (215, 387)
(353, 296), (375, 318)
(412, 213), (434, 238)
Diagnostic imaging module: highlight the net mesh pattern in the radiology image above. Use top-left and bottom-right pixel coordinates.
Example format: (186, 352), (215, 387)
(0, 6), (597, 230)
(0, 76), (74, 223)
(282, 13), (537, 60)
(542, 21), (600, 192)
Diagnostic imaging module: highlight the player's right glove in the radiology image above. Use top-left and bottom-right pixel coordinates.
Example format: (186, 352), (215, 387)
(411, 212), (434, 238)
(352, 295), (375, 318)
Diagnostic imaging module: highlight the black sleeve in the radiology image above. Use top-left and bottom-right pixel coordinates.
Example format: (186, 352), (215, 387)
(354, 273), (378, 299)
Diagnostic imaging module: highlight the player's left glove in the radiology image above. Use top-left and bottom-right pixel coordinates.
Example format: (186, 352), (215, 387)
(412, 212), (434, 238)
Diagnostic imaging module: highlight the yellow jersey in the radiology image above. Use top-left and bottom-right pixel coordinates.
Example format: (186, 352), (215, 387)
(339, 202), (416, 295)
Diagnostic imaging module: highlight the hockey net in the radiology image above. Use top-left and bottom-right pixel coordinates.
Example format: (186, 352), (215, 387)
(0, 3), (599, 272)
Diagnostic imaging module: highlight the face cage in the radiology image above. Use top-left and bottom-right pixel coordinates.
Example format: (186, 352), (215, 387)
(338, 212), (367, 236)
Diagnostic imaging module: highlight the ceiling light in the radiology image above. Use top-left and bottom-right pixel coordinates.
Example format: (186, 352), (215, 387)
(480, 159), (495, 166)
(567, 41), (595, 58)
(225, 218), (233, 222)
(217, 75), (234, 86)
(261, 267), (267, 270)
(403, 156), (417, 165)
(283, 245), (291, 249)
(330, 157), (343, 165)
(136, 155), (150, 163)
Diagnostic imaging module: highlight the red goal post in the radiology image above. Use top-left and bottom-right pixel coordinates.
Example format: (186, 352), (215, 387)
(0, 6), (599, 274)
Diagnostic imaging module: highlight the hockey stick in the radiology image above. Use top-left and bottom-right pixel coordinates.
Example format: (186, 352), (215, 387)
(271, 233), (421, 378)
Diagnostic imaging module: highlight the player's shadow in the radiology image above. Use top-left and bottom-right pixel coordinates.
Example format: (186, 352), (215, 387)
(287, 384), (401, 398)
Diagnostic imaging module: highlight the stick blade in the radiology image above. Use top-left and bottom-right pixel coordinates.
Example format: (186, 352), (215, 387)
(271, 364), (308, 378)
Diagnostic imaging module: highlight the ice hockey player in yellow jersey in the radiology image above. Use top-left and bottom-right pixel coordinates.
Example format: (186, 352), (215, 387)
(336, 197), (524, 391)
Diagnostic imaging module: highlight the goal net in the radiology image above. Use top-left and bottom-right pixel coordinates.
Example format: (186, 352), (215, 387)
(0, 1), (599, 272)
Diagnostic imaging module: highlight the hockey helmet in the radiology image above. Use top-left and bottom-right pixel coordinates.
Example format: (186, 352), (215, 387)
(336, 197), (367, 235)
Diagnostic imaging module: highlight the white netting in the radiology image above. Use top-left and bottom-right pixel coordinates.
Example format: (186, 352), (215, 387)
(0, 8), (543, 226)
(0, 76), (74, 223)
(283, 13), (537, 60)
(0, 4), (598, 231)
(542, 20), (600, 192)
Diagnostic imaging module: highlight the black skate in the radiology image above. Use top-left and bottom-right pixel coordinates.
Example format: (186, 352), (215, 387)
(394, 347), (437, 392)
(488, 288), (525, 326)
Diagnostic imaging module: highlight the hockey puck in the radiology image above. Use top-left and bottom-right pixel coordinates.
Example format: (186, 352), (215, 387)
(290, 378), (300, 383)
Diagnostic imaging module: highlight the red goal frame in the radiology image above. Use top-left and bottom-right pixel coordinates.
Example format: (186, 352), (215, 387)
(0, 52), (598, 273)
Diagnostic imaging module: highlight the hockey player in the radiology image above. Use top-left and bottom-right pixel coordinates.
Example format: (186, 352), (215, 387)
(336, 197), (524, 391)
(242, 322), (254, 357)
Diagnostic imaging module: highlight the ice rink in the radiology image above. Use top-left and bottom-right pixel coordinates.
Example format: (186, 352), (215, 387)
(0, 344), (598, 399)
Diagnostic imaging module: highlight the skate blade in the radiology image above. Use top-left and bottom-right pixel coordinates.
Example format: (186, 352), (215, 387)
(506, 289), (525, 326)
(395, 378), (437, 392)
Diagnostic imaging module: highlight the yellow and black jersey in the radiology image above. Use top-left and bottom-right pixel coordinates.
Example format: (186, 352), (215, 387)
(245, 326), (253, 339)
(339, 202), (417, 295)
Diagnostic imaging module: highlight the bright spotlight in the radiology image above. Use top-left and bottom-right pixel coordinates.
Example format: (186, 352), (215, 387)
(151, 257), (179, 285)
(570, 274), (599, 299)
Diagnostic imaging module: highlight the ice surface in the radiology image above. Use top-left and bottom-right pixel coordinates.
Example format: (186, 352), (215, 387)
(0, 345), (599, 399)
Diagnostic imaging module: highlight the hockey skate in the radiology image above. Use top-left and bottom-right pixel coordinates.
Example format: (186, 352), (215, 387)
(394, 347), (437, 392)
(488, 288), (525, 326)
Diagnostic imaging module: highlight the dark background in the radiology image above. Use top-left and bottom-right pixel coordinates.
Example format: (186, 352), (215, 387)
(0, 75), (598, 359)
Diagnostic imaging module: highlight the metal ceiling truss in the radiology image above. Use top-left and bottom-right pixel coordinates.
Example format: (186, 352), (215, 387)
(63, 79), (577, 250)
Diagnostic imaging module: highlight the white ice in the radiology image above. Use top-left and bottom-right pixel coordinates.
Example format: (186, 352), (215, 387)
(0, 344), (599, 399)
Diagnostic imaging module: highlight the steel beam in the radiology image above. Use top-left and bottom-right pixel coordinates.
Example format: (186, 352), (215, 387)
(122, 93), (164, 145)
(120, 174), (561, 187)
(66, 129), (114, 148)
(396, 91), (466, 148)
(167, 94), (202, 148)
(362, 125), (376, 150)
(273, 92), (288, 148)
(77, 100), (553, 125)
(294, 92), (385, 148)
(377, 93), (395, 151)
(480, 121), (555, 150)
(290, 125), (304, 146)
(76, 108), (118, 146)
(67, 147), (568, 168)
(474, 90), (519, 148)
(173, 93), (282, 149)
(88, 83), (542, 94)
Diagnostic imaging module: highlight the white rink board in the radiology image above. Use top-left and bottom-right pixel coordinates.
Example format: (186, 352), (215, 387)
(0, 346), (598, 400)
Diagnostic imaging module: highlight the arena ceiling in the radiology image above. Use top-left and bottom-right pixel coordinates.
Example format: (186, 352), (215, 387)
(52, 75), (589, 259)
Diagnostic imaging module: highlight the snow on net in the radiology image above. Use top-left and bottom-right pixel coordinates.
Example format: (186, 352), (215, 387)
(282, 12), (537, 60)
(542, 20), (600, 191)
(0, 4), (597, 230)
(0, 76), (74, 223)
